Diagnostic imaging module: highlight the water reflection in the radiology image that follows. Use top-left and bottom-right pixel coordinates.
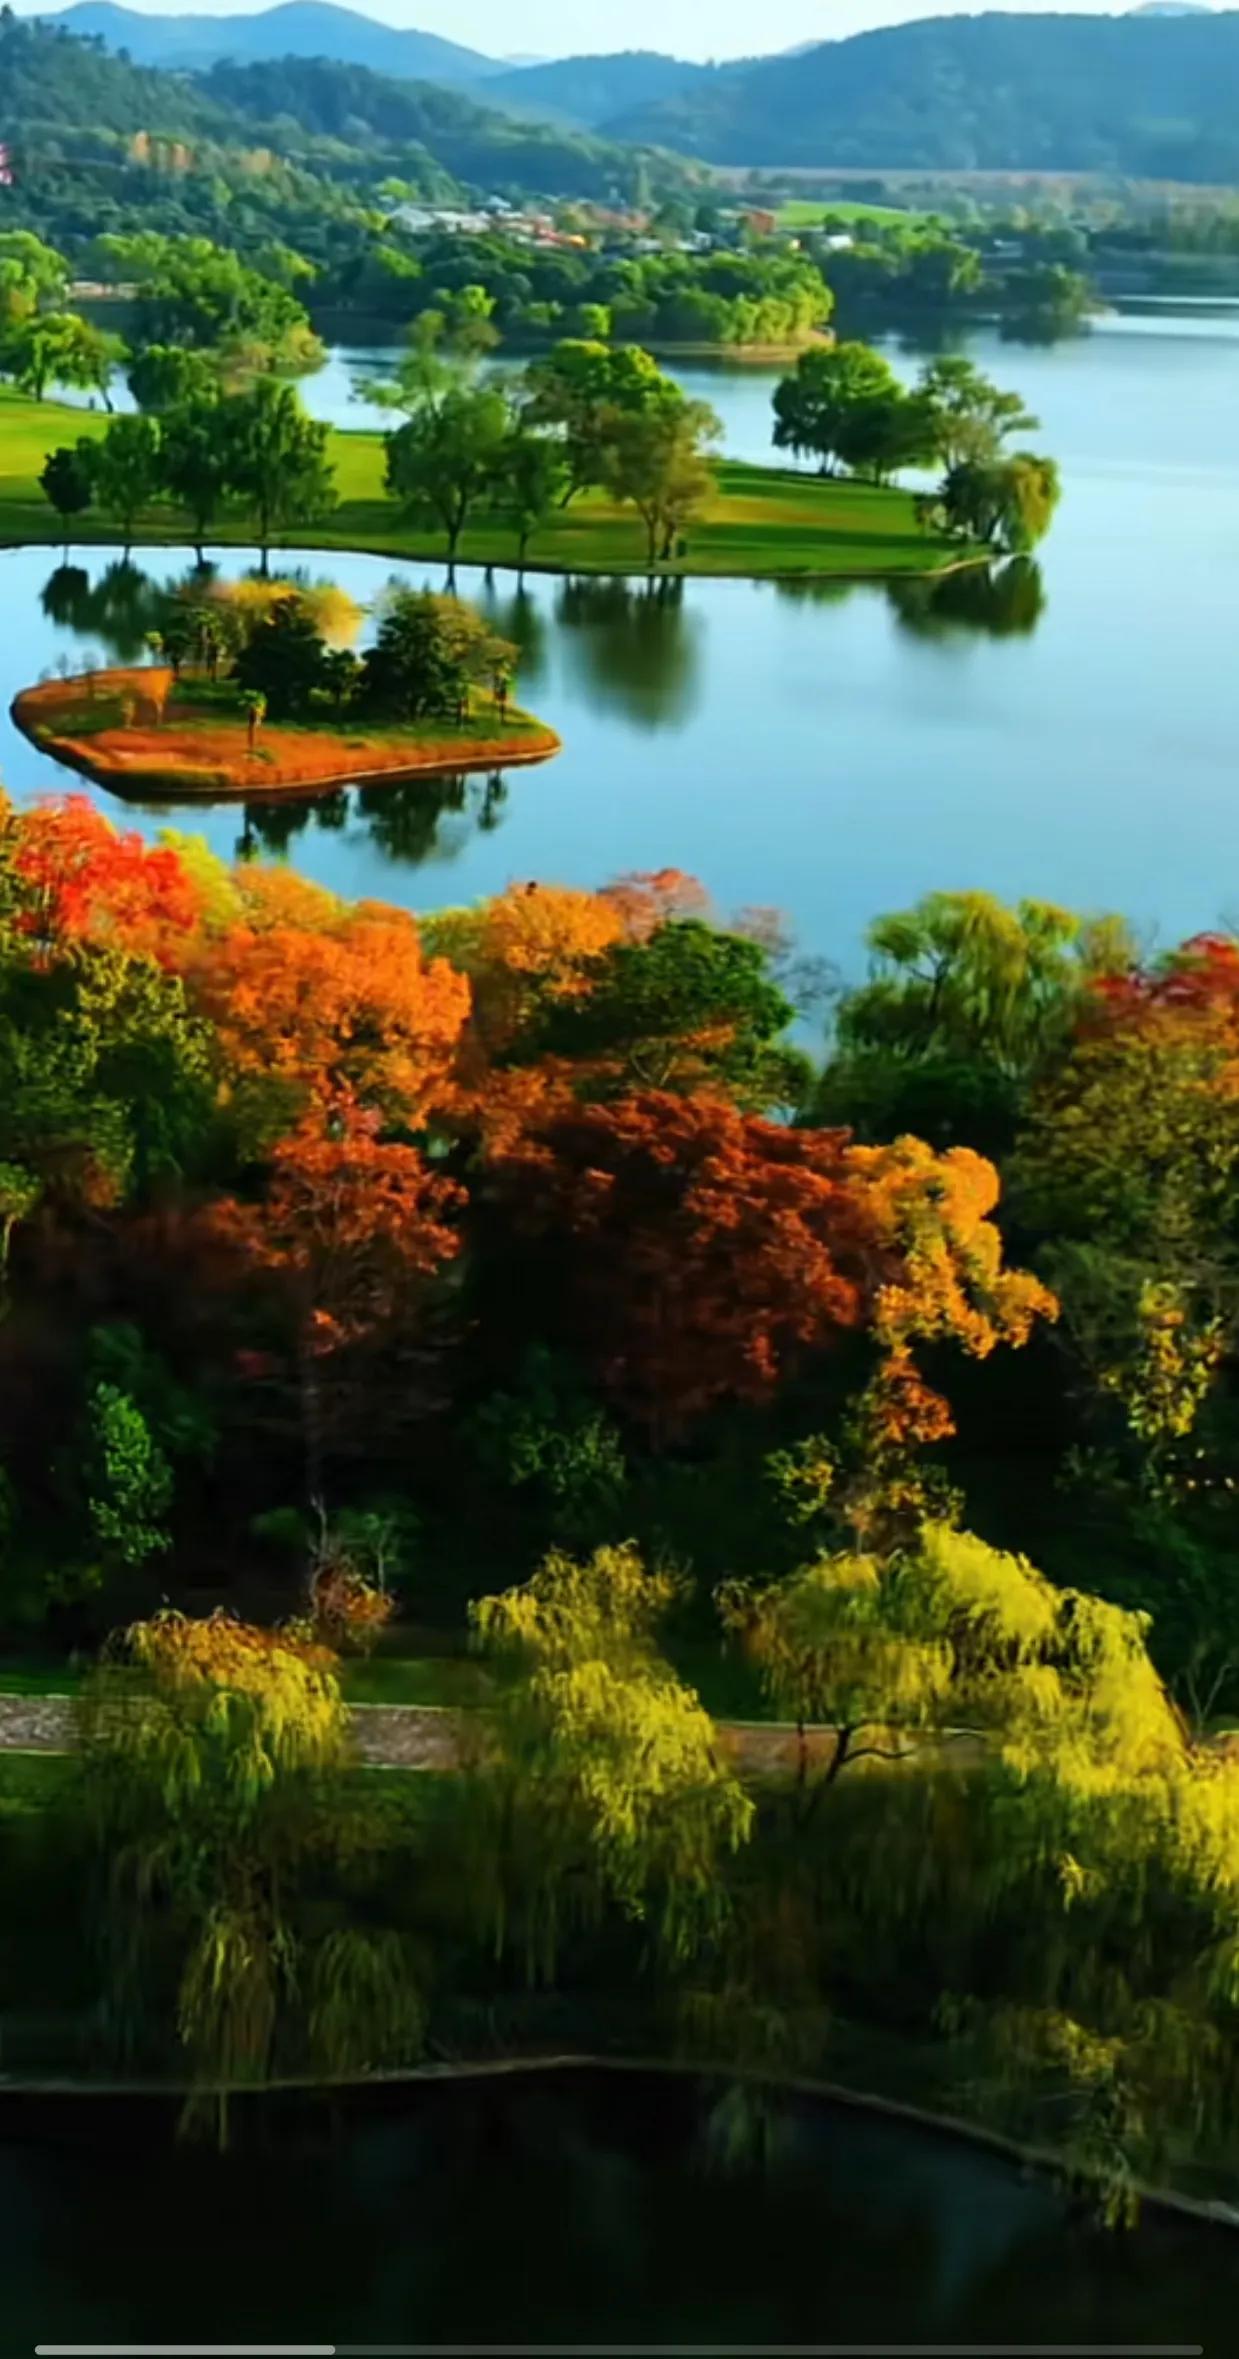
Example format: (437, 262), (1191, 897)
(886, 560), (1046, 642)
(231, 770), (510, 872)
(469, 580), (550, 689)
(552, 575), (702, 730)
(39, 559), (168, 663)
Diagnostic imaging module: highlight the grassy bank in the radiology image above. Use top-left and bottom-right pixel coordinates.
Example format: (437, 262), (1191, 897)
(0, 387), (961, 582)
(12, 666), (560, 799)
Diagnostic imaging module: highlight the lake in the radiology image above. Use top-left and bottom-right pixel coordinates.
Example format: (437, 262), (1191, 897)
(7, 307), (1239, 981)
(0, 2067), (1233, 2343)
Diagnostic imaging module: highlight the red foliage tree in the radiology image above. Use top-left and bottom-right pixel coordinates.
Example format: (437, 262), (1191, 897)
(490, 1094), (1053, 1443)
(211, 1104), (464, 1493)
(3, 794), (201, 964)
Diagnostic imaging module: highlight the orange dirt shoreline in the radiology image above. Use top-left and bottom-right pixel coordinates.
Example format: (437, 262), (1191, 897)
(11, 668), (562, 801)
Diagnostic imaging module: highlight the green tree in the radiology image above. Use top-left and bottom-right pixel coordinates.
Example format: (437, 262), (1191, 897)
(0, 229), (69, 317)
(39, 444), (94, 546)
(131, 235), (322, 372)
(601, 393), (720, 568)
(918, 353), (1040, 469)
(531, 918), (807, 1109)
(159, 399), (231, 564)
(814, 889), (1128, 1152)
(1000, 262), (1093, 336)
(522, 338), (670, 502)
(5, 309), (124, 406)
(79, 1611), (422, 2135)
(719, 1519), (1184, 1804)
(81, 414), (163, 549)
(491, 428), (569, 569)
(384, 383), (511, 562)
(924, 453), (1062, 553)
(128, 343), (220, 415)
(771, 341), (901, 473)
(233, 595), (332, 721)
(834, 388), (941, 484)
(362, 589), (514, 722)
(82, 1380), (173, 1569)
(219, 380), (335, 570)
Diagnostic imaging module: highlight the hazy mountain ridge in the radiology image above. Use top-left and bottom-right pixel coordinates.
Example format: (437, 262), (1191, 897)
(33, 1), (499, 83)
(601, 11), (1239, 177)
(20, 5), (1239, 183)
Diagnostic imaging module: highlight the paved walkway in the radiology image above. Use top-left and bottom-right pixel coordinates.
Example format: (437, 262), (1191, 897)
(0, 1690), (987, 1777)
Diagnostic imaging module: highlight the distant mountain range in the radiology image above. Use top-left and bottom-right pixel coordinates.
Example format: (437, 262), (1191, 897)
(34, 1), (500, 84)
(25, 5), (1239, 180)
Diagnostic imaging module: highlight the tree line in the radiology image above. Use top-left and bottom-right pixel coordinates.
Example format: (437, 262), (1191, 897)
(772, 342), (1061, 552)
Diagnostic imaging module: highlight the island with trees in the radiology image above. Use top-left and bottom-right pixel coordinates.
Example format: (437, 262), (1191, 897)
(12, 578), (556, 796)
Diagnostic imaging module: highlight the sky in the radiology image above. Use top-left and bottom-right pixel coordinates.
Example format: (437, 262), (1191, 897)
(21, 0), (1155, 67)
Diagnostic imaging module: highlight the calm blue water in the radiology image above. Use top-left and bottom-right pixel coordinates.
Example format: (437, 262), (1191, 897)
(9, 310), (1239, 982)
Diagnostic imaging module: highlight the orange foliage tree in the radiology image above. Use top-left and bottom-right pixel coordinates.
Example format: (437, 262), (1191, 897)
(191, 891), (470, 1135)
(429, 880), (625, 1068)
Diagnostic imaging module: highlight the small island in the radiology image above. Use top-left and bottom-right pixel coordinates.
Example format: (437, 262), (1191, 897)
(11, 577), (560, 799)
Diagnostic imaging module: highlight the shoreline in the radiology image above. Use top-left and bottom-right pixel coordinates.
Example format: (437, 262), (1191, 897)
(0, 2048), (1235, 2232)
(0, 397), (972, 583)
(0, 527), (986, 588)
(11, 671), (562, 802)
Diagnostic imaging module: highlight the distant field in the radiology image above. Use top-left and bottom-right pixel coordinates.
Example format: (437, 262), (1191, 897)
(0, 387), (960, 582)
(776, 198), (916, 228)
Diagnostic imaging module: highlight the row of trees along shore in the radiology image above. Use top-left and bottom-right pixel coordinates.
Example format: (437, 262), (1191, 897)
(5, 223), (1061, 565)
(33, 321), (1060, 569)
(3, 800), (1239, 2198)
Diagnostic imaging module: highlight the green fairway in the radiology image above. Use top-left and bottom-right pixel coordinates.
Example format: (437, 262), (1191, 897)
(775, 198), (919, 229)
(0, 385), (962, 582)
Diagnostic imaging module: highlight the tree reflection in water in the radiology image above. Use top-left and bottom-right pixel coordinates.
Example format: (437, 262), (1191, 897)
(234, 771), (510, 874)
(553, 574), (701, 730)
(886, 559), (1046, 642)
(40, 559), (169, 663)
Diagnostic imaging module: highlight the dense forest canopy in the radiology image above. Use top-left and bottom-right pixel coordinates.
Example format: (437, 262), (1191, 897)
(586, 14), (1239, 180)
(0, 11), (685, 248)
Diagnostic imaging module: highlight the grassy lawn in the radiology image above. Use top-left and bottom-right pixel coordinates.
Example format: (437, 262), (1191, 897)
(0, 1660), (88, 1696)
(0, 1752), (77, 1813)
(775, 198), (920, 229)
(339, 1654), (492, 1708)
(0, 386), (960, 582)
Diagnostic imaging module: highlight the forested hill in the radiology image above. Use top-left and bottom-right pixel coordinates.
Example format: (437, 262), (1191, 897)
(36, 1), (497, 86)
(198, 55), (652, 191)
(584, 12), (1239, 180)
(485, 50), (710, 129)
(0, 10), (232, 137)
(0, 15), (674, 217)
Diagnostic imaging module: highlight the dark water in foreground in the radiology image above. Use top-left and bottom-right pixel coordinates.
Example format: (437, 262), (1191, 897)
(5, 311), (1239, 976)
(0, 2069), (1232, 2345)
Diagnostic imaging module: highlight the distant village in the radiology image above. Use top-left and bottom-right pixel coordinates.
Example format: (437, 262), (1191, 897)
(387, 193), (855, 256)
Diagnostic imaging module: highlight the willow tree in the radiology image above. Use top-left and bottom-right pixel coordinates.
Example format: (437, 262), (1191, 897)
(468, 1543), (753, 1980)
(80, 1609), (422, 2137)
(717, 1522), (1239, 2211)
(720, 1520), (1185, 1804)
